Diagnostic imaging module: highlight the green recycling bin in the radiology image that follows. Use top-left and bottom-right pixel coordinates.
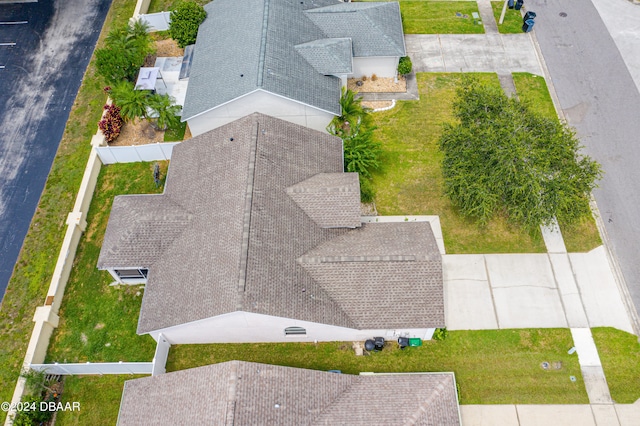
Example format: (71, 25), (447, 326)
(408, 338), (422, 347)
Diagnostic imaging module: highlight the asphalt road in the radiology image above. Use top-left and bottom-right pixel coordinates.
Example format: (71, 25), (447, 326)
(0, 0), (111, 301)
(529, 0), (640, 322)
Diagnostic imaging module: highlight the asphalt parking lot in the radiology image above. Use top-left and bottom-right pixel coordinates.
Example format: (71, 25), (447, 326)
(0, 0), (111, 300)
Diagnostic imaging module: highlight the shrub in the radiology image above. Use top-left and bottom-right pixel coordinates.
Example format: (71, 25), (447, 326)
(343, 124), (380, 178)
(98, 104), (124, 143)
(149, 93), (182, 130)
(95, 21), (154, 84)
(433, 327), (448, 341)
(359, 175), (375, 203)
(169, 2), (207, 48)
(398, 56), (412, 75)
(361, 75), (368, 82)
(371, 73), (378, 81)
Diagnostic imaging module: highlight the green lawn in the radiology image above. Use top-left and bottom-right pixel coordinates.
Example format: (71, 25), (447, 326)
(168, 329), (588, 404)
(164, 121), (187, 141)
(512, 73), (602, 252)
(593, 327), (640, 404)
(400, 2), (484, 34)
(0, 0), (136, 421)
(45, 162), (166, 364)
(492, 1), (525, 34)
(54, 376), (133, 426)
(370, 73), (545, 253)
(147, 0), (211, 14)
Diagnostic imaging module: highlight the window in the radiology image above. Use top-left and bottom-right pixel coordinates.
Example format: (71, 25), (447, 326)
(284, 326), (306, 336)
(115, 268), (149, 280)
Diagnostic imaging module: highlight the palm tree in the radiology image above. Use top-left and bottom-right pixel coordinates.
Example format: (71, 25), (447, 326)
(109, 81), (153, 121)
(327, 87), (371, 136)
(149, 93), (182, 130)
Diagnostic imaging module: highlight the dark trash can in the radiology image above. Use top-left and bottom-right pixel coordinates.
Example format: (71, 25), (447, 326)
(523, 11), (536, 21)
(374, 336), (385, 351)
(522, 19), (535, 32)
(515, 0), (524, 10)
(364, 339), (375, 351)
(398, 337), (409, 349)
(508, 0), (514, 8)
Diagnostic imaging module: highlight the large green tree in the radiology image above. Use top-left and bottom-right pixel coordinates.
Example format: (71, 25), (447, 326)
(439, 78), (602, 230)
(169, 1), (207, 48)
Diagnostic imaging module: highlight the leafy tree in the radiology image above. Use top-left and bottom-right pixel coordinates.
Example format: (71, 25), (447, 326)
(95, 21), (154, 84)
(398, 56), (412, 75)
(169, 2), (207, 48)
(438, 77), (602, 230)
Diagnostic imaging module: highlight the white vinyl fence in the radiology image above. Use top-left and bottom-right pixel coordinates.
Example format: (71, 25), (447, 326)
(138, 11), (171, 31)
(96, 142), (179, 164)
(30, 361), (153, 375)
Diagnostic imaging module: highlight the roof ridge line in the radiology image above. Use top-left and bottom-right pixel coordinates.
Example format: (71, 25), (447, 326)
(224, 361), (239, 426)
(256, 0), (270, 87)
(237, 119), (260, 301)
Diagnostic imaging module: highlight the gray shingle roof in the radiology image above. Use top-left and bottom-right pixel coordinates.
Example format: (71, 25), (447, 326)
(181, 0), (343, 121)
(298, 222), (445, 329)
(98, 114), (444, 334)
(117, 361), (461, 426)
(286, 172), (361, 228)
(295, 38), (353, 75)
(305, 2), (406, 57)
(181, 0), (405, 121)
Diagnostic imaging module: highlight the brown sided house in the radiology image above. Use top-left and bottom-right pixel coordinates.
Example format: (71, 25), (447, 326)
(117, 361), (461, 425)
(97, 113), (444, 344)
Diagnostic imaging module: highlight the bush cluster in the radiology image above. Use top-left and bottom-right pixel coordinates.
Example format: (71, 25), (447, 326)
(397, 56), (412, 75)
(98, 104), (124, 143)
(169, 2), (207, 48)
(95, 20), (154, 85)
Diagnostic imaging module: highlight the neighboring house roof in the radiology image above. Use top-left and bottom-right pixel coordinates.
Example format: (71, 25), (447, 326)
(295, 38), (353, 75)
(181, 0), (405, 121)
(117, 361), (461, 426)
(98, 114), (444, 334)
(304, 2), (406, 57)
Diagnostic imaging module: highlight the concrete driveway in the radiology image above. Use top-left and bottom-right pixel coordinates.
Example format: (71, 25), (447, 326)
(405, 34), (542, 75)
(444, 247), (634, 333)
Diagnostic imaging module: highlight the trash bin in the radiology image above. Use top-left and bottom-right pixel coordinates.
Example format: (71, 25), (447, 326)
(515, 0), (524, 10)
(523, 11), (536, 21)
(508, 0), (514, 9)
(408, 338), (422, 347)
(522, 19), (535, 32)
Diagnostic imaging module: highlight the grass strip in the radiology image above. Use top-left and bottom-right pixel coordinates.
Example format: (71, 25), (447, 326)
(370, 73), (546, 253)
(512, 72), (602, 252)
(0, 0), (136, 419)
(45, 162), (166, 364)
(592, 327), (640, 404)
(492, 1), (525, 34)
(167, 329), (588, 405)
(400, 2), (484, 34)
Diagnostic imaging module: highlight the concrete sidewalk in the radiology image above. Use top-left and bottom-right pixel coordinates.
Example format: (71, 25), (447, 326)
(444, 248), (634, 333)
(461, 402), (640, 426)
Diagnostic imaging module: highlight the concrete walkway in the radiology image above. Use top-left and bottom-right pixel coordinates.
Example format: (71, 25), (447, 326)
(461, 402), (640, 425)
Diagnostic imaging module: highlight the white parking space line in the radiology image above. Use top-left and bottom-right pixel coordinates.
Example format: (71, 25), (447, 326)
(0, 43), (17, 46)
(0, 21), (28, 25)
(0, 66), (5, 69)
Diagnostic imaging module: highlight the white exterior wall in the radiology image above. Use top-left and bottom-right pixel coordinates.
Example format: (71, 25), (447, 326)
(352, 56), (399, 79)
(148, 311), (435, 344)
(186, 90), (335, 136)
